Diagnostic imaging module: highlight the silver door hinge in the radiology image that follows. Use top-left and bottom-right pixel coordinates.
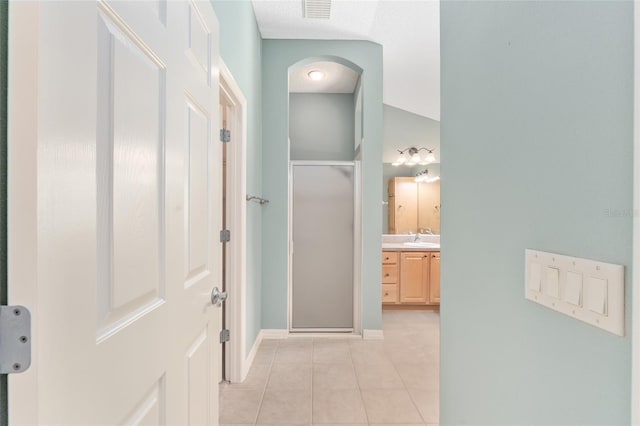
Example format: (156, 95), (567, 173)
(220, 229), (230, 242)
(219, 329), (230, 343)
(220, 129), (230, 143)
(0, 305), (31, 374)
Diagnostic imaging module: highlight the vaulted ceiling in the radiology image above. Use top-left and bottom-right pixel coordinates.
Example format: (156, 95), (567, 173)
(251, 0), (441, 121)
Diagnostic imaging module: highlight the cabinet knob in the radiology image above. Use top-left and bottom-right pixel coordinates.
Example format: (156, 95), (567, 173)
(385, 257), (389, 260)
(384, 292), (389, 296)
(385, 273), (390, 277)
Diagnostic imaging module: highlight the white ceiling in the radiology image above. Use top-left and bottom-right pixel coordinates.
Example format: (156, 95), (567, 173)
(289, 60), (359, 93)
(251, 0), (440, 121)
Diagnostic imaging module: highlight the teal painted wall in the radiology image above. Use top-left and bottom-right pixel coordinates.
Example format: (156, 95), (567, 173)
(290, 93), (355, 161)
(440, 1), (632, 424)
(382, 104), (440, 163)
(210, 0), (263, 356)
(262, 40), (383, 330)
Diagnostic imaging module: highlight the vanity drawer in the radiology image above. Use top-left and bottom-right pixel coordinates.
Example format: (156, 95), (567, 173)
(382, 251), (398, 265)
(382, 284), (398, 304)
(382, 265), (398, 283)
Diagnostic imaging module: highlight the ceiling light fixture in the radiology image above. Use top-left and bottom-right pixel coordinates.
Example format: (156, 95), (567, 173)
(392, 147), (437, 166)
(307, 70), (325, 81)
(415, 169), (441, 183)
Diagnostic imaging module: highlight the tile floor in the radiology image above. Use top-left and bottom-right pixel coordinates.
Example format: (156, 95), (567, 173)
(219, 310), (439, 426)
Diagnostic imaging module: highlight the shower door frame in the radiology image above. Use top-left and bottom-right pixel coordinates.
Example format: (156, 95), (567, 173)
(287, 160), (362, 335)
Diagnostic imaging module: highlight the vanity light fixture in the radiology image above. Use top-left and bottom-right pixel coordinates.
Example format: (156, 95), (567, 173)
(415, 169), (440, 183)
(392, 147), (437, 166)
(307, 70), (325, 81)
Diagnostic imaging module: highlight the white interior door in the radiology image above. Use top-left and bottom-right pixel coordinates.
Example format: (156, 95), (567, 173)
(8, 1), (221, 424)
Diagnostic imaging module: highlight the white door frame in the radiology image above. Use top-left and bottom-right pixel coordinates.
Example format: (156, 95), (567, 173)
(7, 5), (38, 424)
(219, 60), (249, 382)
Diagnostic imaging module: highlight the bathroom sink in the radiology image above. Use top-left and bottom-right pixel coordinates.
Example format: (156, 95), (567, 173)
(403, 241), (440, 248)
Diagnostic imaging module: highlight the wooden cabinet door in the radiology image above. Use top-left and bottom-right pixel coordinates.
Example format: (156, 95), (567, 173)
(390, 178), (418, 234)
(429, 252), (441, 304)
(400, 252), (429, 303)
(418, 180), (441, 233)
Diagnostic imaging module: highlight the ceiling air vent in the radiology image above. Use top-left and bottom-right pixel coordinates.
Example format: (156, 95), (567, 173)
(303, 0), (331, 19)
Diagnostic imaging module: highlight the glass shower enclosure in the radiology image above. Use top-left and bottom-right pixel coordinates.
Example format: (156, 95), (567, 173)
(289, 162), (357, 332)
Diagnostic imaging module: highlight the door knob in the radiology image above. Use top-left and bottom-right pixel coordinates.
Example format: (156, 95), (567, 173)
(211, 287), (228, 306)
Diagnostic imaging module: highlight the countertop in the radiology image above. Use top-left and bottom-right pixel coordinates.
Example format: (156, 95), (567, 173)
(382, 243), (440, 252)
(381, 234), (440, 252)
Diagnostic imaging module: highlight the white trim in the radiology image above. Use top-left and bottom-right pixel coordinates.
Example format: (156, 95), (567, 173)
(8, 3), (39, 424)
(219, 60), (248, 384)
(353, 160), (362, 335)
(242, 330), (263, 379)
(260, 329), (289, 339)
(633, 0), (640, 421)
(363, 329), (385, 340)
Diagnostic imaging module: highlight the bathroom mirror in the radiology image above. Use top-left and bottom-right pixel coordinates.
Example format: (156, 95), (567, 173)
(383, 163), (440, 234)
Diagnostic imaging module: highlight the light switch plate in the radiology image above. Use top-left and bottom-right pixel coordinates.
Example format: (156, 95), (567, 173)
(525, 249), (624, 336)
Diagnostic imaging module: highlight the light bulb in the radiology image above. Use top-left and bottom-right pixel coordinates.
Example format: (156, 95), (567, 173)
(307, 70), (324, 81)
(425, 151), (436, 163)
(406, 153), (420, 166)
(394, 154), (406, 166)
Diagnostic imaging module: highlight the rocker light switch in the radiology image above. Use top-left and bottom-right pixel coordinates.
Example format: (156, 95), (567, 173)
(585, 276), (608, 315)
(565, 272), (582, 306)
(545, 267), (559, 298)
(528, 263), (542, 292)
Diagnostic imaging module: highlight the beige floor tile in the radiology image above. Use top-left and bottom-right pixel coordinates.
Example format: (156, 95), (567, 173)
(312, 363), (358, 390)
(349, 341), (392, 365)
(279, 338), (314, 348)
(253, 345), (277, 365)
(370, 424), (426, 426)
(313, 424), (367, 426)
(361, 389), (424, 424)
(313, 423), (364, 426)
(386, 345), (438, 366)
(220, 424), (253, 426)
(218, 388), (263, 424)
(267, 362), (312, 390)
(313, 340), (351, 363)
(223, 361), (271, 390)
(274, 346), (313, 364)
(408, 388), (439, 424)
(312, 389), (368, 424)
(354, 360), (405, 389)
(395, 362), (439, 391)
(257, 389), (312, 424)
(259, 338), (281, 347)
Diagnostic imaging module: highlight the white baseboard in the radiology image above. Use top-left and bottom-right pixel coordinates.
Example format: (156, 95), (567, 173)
(242, 331), (264, 380)
(363, 329), (384, 340)
(240, 329), (286, 380)
(261, 329), (288, 339)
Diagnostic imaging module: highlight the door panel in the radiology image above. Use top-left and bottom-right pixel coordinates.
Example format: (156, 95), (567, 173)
(8, 1), (221, 424)
(399, 252), (429, 303)
(291, 164), (354, 330)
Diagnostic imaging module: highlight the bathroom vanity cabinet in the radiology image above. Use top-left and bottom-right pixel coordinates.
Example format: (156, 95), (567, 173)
(382, 250), (440, 307)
